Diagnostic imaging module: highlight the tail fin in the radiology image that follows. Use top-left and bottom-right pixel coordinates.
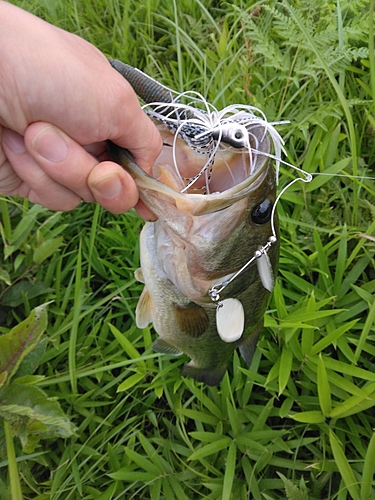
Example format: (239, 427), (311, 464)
(181, 363), (227, 386)
(238, 320), (263, 366)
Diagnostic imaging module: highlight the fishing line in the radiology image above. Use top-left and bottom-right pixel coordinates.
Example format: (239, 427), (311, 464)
(310, 172), (375, 180)
(208, 159), (313, 303)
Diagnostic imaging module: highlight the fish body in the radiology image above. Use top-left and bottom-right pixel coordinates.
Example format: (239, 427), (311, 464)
(109, 129), (279, 385)
(108, 61), (280, 385)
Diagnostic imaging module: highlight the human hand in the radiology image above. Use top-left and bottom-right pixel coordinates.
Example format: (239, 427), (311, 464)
(0, 1), (162, 217)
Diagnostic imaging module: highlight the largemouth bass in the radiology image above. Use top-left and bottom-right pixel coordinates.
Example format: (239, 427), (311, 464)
(108, 61), (280, 385)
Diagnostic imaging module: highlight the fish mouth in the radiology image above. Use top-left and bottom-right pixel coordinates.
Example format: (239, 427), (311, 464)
(108, 124), (272, 216)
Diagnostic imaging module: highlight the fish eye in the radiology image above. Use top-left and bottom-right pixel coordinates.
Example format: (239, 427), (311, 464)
(251, 199), (273, 225)
(234, 130), (243, 139)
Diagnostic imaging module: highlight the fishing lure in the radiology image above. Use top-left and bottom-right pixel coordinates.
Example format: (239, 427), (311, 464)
(108, 58), (288, 195)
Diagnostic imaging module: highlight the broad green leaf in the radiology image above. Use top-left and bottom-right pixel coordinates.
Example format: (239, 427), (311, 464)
(190, 431), (229, 443)
(281, 309), (342, 324)
(109, 470), (157, 482)
(329, 430), (361, 500)
(309, 357), (375, 382)
(227, 398), (241, 437)
(117, 370), (145, 392)
(33, 236), (64, 264)
(0, 384), (75, 452)
(354, 296), (375, 363)
(361, 432), (375, 500)
(305, 158), (351, 192)
(126, 448), (161, 475)
(253, 398), (276, 433)
(273, 279), (288, 319)
(329, 383), (375, 419)
(188, 437), (231, 461)
(138, 432), (173, 474)
(13, 337), (47, 378)
(179, 409), (219, 426)
(1, 281), (52, 307)
(279, 271), (319, 297)
(13, 375), (45, 385)
(241, 456), (261, 499)
(351, 284), (375, 304)
(97, 483), (118, 500)
(337, 256), (372, 300)
(309, 320), (358, 356)
(327, 371), (368, 398)
(183, 380), (224, 419)
(167, 476), (190, 500)
(278, 345), (293, 395)
(231, 435), (267, 453)
(317, 354), (331, 416)
(11, 208), (38, 246)
(312, 230), (333, 290)
(301, 293), (316, 356)
(265, 357), (280, 386)
(149, 478), (162, 500)
(333, 224), (347, 297)
(0, 268), (11, 285)
(222, 442), (237, 500)
(289, 411), (325, 424)
(0, 303), (48, 381)
(109, 323), (145, 363)
(0, 372), (7, 389)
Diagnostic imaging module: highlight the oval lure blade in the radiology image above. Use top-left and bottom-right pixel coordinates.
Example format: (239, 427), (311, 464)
(216, 298), (245, 343)
(257, 251), (274, 292)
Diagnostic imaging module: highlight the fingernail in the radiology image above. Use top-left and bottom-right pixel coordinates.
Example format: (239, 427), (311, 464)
(32, 125), (68, 162)
(92, 174), (122, 198)
(3, 130), (26, 154)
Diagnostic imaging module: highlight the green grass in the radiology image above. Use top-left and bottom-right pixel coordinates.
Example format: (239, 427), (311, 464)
(1, 0), (375, 498)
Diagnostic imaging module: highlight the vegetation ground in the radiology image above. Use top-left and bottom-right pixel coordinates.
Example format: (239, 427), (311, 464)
(1, 1), (375, 499)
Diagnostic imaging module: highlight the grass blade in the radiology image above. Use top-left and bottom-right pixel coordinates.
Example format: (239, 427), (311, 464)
(329, 430), (361, 500)
(222, 441), (237, 500)
(4, 420), (22, 500)
(69, 237), (82, 394)
(354, 295), (375, 363)
(317, 353), (332, 417)
(361, 432), (375, 500)
(188, 437), (231, 462)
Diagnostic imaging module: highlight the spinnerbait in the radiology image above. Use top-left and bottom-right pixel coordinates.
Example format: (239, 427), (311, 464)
(108, 58), (249, 152)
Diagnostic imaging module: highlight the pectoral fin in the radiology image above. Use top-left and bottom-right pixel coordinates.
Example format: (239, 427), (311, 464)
(181, 362), (227, 386)
(152, 337), (183, 356)
(136, 286), (153, 328)
(174, 303), (209, 338)
(238, 320), (263, 366)
(134, 268), (144, 283)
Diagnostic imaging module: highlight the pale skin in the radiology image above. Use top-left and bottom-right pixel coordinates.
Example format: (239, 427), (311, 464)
(0, 1), (162, 218)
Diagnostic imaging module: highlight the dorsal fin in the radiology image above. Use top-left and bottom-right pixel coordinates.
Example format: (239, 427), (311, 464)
(174, 302), (209, 338)
(135, 286), (153, 328)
